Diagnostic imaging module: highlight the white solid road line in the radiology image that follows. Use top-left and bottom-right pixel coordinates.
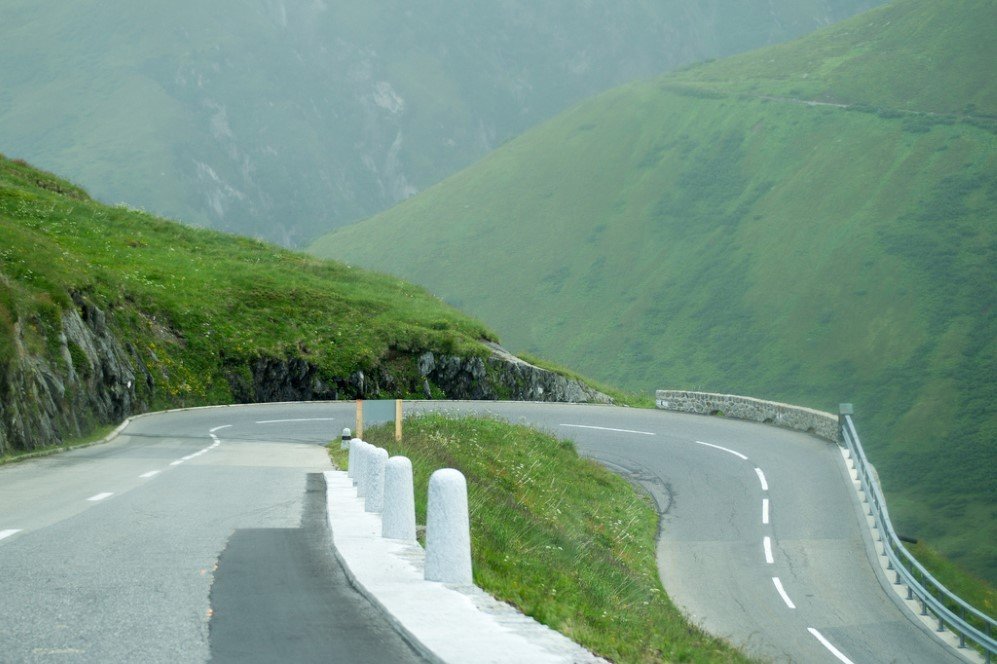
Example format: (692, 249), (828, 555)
(755, 467), (769, 491)
(87, 493), (113, 502)
(0, 529), (21, 541)
(694, 440), (748, 460)
(762, 498), (770, 524)
(209, 424), (232, 433)
(170, 437), (222, 466)
(139, 470), (161, 479)
(559, 424), (655, 435)
(764, 536), (774, 564)
(772, 577), (796, 609)
(255, 418), (336, 424)
(808, 628), (857, 664)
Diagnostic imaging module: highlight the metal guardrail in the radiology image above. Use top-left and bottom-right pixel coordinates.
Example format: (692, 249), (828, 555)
(838, 406), (996, 662)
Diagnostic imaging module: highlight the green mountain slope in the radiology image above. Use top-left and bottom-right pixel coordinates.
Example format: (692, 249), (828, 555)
(0, 153), (515, 455)
(0, 0), (881, 246)
(311, 0), (997, 579)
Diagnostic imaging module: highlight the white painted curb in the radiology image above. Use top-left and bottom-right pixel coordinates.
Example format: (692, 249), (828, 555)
(324, 470), (607, 664)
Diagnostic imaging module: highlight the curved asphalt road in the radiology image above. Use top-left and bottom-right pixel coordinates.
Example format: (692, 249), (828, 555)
(0, 401), (964, 663)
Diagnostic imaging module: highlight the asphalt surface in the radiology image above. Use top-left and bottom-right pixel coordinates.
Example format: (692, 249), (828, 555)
(0, 401), (967, 663)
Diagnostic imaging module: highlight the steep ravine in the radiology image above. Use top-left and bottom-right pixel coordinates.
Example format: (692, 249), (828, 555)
(0, 294), (609, 456)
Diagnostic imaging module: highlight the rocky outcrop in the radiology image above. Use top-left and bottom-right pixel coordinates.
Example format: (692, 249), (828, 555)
(0, 298), (610, 456)
(0, 294), (151, 456)
(416, 343), (613, 404)
(228, 344), (613, 405)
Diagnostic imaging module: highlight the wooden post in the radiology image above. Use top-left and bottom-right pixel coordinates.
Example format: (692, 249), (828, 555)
(394, 399), (403, 441)
(355, 399), (364, 440)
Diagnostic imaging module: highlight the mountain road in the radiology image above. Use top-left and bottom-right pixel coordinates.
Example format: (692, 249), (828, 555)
(0, 401), (965, 663)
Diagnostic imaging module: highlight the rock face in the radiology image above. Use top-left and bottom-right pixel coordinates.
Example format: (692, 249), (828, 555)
(0, 298), (610, 456)
(0, 294), (151, 456)
(417, 343), (613, 404)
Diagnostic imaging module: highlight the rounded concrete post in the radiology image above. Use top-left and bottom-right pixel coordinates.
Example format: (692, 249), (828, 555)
(382, 456), (417, 541)
(424, 468), (472, 585)
(348, 438), (363, 484)
(357, 442), (374, 498)
(365, 448), (389, 513)
(341, 427), (352, 450)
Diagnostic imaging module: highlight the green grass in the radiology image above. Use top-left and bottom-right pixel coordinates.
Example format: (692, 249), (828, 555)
(907, 540), (996, 638)
(0, 153), (500, 455)
(311, 0), (997, 582)
(330, 415), (755, 663)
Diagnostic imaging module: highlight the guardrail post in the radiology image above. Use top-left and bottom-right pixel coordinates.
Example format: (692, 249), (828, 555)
(424, 468), (472, 585)
(382, 456), (417, 540)
(365, 448), (389, 513)
(837, 403), (853, 445)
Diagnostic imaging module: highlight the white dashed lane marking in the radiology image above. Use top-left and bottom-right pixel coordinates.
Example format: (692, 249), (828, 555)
(772, 577), (796, 609)
(87, 493), (113, 502)
(0, 529), (21, 541)
(808, 628), (856, 664)
(694, 440), (748, 460)
(560, 424), (655, 436)
(755, 467), (769, 491)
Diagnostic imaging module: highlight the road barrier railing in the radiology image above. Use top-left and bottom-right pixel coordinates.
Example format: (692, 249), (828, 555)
(839, 406), (995, 662)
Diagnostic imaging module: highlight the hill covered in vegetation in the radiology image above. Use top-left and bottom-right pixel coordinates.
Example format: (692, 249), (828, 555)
(0, 0), (880, 245)
(0, 154), (609, 457)
(311, 0), (997, 579)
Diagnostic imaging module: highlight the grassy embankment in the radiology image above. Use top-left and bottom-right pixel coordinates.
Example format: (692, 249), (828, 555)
(330, 414), (754, 664)
(0, 153), (499, 454)
(311, 0), (996, 582)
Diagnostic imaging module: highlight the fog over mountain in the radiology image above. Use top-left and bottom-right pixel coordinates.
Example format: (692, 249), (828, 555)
(1, 0), (880, 245)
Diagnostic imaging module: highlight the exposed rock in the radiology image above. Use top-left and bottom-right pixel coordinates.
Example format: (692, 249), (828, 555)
(1, 299), (610, 456)
(0, 295), (150, 456)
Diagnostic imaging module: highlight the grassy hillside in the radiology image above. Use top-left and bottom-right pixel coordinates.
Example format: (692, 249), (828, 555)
(311, 0), (997, 580)
(333, 415), (754, 663)
(0, 0), (880, 246)
(0, 152), (498, 453)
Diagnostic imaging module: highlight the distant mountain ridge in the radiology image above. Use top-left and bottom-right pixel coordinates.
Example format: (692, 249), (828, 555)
(312, 0), (997, 579)
(0, 0), (880, 246)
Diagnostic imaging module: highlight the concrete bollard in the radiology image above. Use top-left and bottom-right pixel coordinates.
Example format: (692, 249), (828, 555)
(382, 456), (417, 541)
(356, 442), (372, 497)
(348, 438), (363, 484)
(365, 448), (389, 513)
(341, 427), (352, 450)
(424, 468), (472, 585)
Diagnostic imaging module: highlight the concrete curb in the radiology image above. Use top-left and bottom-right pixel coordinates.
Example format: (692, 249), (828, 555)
(324, 470), (608, 664)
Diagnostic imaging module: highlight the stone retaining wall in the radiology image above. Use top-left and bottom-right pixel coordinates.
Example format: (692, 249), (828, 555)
(656, 390), (840, 443)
